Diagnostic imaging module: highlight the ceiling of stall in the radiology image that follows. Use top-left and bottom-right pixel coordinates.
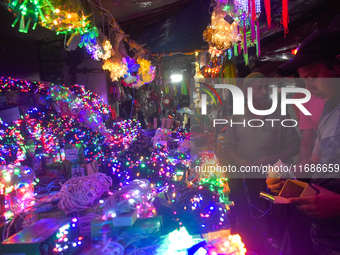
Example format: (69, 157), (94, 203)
(0, 0), (339, 76)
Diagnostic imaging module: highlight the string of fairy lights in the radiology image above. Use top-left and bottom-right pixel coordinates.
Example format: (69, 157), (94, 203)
(0, 76), (243, 253)
(6, 0), (157, 88)
(0, 77), (137, 165)
(0, 0), (265, 251)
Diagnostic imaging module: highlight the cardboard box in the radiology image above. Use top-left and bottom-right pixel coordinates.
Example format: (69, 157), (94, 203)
(0, 106), (21, 122)
(113, 210), (137, 227)
(274, 179), (318, 204)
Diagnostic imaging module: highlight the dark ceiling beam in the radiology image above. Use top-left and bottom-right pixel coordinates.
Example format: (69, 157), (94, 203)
(117, 0), (196, 27)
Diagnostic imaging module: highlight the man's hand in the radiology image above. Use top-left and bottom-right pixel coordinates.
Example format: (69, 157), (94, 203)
(266, 178), (285, 195)
(253, 156), (276, 166)
(289, 184), (340, 219)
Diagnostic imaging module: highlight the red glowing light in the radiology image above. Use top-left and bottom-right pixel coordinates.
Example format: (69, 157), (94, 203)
(291, 47), (299, 55)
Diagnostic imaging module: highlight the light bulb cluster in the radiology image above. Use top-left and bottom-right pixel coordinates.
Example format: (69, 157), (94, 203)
(203, 0), (262, 64)
(175, 185), (230, 233)
(63, 127), (106, 162)
(0, 165), (37, 220)
(107, 144), (175, 187)
(7, 0), (94, 35)
(234, 0), (260, 14)
(100, 40), (114, 59)
(41, 10), (92, 35)
(0, 118), (23, 165)
(158, 227), (202, 255)
(203, 4), (241, 51)
(158, 227), (246, 255)
(6, 1), (157, 85)
(208, 46), (224, 58)
(53, 219), (83, 253)
(211, 9), (240, 50)
(210, 234), (247, 255)
(50, 84), (112, 138)
(104, 179), (156, 218)
(135, 58), (156, 87)
(0, 77), (49, 95)
(103, 58), (128, 81)
(0, 77), (141, 165)
(79, 27), (99, 48)
(194, 51), (205, 79)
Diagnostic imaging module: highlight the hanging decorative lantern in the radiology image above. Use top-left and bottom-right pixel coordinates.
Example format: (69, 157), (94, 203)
(102, 58), (128, 81)
(203, 1), (241, 51)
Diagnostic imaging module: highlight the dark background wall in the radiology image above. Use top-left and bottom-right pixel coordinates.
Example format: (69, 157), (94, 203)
(0, 37), (41, 80)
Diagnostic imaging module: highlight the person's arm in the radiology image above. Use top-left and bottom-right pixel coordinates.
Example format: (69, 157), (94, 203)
(289, 184), (340, 219)
(266, 153), (320, 194)
(266, 178), (285, 195)
(299, 129), (315, 163)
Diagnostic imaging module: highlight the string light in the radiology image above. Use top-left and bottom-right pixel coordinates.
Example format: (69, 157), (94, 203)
(58, 173), (112, 214)
(203, 1), (241, 51)
(0, 165), (37, 220)
(104, 179), (156, 218)
(53, 220), (83, 253)
(79, 27), (99, 48)
(134, 58), (156, 88)
(7, 0), (94, 35)
(103, 58), (128, 81)
(157, 227), (204, 255)
(0, 77), (49, 95)
(208, 46), (224, 58)
(158, 227), (246, 255)
(98, 40), (114, 60)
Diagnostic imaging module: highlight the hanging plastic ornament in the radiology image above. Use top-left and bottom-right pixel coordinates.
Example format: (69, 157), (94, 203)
(79, 27), (99, 48)
(208, 46), (224, 58)
(133, 58), (156, 88)
(203, 1), (241, 51)
(102, 58), (128, 81)
(98, 40), (114, 60)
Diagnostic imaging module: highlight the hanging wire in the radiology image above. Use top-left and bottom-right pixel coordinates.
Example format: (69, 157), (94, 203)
(242, 175), (272, 219)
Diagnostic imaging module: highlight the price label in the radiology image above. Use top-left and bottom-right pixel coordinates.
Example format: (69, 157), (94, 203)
(66, 149), (78, 160)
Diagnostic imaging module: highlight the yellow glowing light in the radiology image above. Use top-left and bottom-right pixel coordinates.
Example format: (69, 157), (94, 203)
(102, 58), (128, 81)
(213, 234), (247, 255)
(40, 9), (92, 35)
(194, 51), (204, 79)
(204, 8), (240, 50)
(134, 57), (155, 87)
(98, 40), (113, 60)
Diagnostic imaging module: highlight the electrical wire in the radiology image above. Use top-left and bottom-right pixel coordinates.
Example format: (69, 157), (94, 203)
(58, 173), (112, 214)
(242, 175), (272, 219)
